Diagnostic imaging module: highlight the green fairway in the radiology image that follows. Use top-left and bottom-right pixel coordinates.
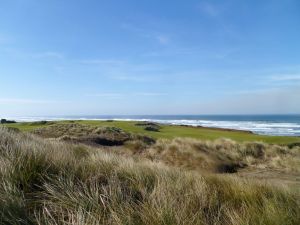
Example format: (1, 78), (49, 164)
(3, 120), (300, 144)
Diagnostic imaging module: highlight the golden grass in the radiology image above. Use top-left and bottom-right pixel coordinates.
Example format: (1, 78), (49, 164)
(122, 138), (300, 174)
(0, 127), (299, 225)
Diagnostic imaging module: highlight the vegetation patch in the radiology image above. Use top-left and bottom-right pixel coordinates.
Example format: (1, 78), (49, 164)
(288, 142), (300, 149)
(32, 123), (155, 147)
(29, 120), (55, 126)
(0, 118), (16, 124)
(217, 162), (247, 173)
(135, 122), (161, 132)
(139, 138), (300, 174)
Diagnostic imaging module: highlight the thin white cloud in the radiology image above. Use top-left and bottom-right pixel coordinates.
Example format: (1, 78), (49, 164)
(121, 23), (170, 45)
(198, 86), (300, 114)
(0, 98), (64, 104)
(155, 35), (169, 44)
(79, 59), (125, 65)
(31, 51), (64, 59)
(86, 92), (167, 98)
(270, 74), (300, 81)
(142, 47), (237, 59)
(0, 36), (8, 44)
(78, 58), (165, 82)
(198, 2), (220, 17)
(4, 48), (64, 60)
(110, 75), (152, 82)
(0, 33), (14, 45)
(136, 92), (167, 96)
(85, 93), (123, 98)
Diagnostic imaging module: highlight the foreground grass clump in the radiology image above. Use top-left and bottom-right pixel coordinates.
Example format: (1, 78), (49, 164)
(0, 127), (299, 225)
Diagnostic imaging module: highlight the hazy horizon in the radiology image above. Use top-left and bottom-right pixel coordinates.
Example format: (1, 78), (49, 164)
(3, 113), (300, 117)
(1, 0), (300, 116)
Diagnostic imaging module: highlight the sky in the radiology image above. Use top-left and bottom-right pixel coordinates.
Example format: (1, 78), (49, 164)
(0, 0), (300, 116)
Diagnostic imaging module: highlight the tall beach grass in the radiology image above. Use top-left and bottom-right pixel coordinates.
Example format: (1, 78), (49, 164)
(0, 127), (299, 225)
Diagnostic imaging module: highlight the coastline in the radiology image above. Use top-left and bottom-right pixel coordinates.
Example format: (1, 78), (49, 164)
(4, 115), (300, 136)
(3, 119), (300, 144)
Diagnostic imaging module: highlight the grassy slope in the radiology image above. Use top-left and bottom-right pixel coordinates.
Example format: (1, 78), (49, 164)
(4, 120), (300, 144)
(0, 127), (299, 225)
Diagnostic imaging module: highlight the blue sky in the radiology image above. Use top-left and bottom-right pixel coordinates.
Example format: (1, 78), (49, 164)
(0, 0), (300, 116)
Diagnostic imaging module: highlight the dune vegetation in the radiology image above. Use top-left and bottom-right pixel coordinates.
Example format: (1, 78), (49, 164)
(0, 123), (299, 225)
(4, 120), (300, 144)
(20, 123), (300, 173)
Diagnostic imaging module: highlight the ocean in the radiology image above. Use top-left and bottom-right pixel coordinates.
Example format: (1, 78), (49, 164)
(8, 114), (300, 136)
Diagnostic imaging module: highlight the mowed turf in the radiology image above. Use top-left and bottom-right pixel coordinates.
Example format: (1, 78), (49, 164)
(3, 120), (300, 144)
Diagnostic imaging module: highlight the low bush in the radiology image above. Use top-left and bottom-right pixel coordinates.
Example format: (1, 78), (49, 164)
(145, 125), (160, 132)
(135, 122), (161, 132)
